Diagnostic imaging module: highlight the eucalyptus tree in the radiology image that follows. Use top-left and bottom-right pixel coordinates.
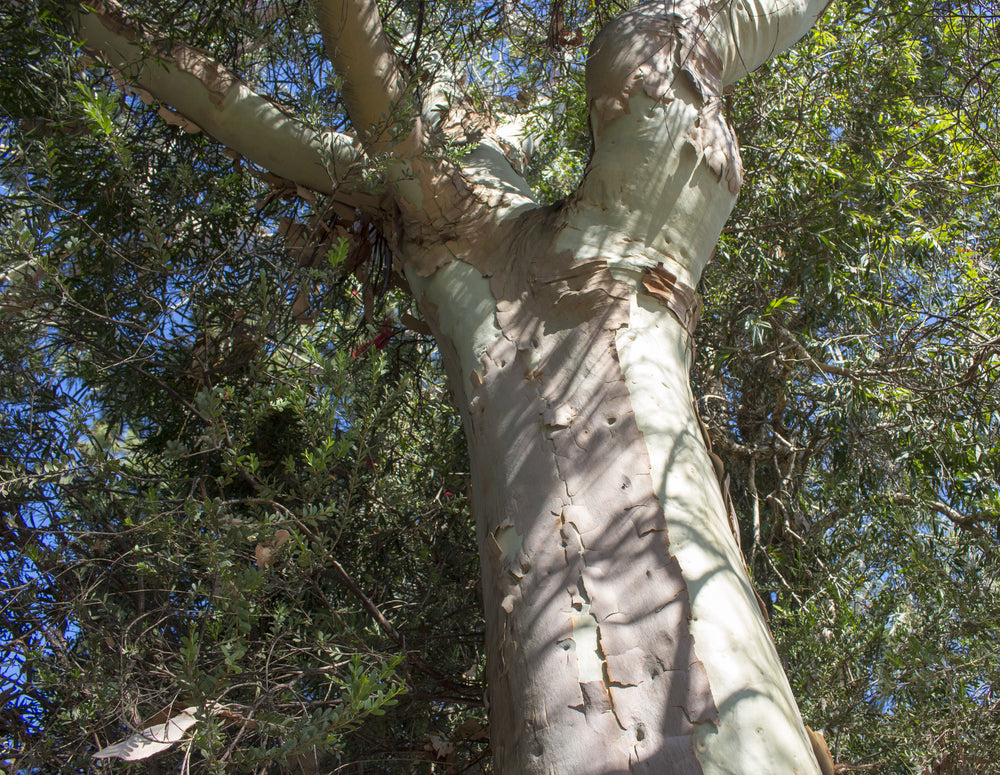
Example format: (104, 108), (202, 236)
(57, 0), (840, 770)
(2, 0), (998, 772)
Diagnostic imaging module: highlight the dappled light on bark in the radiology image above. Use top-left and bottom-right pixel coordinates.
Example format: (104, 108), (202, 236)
(456, 208), (717, 770)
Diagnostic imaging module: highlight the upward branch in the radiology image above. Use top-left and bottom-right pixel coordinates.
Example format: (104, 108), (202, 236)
(71, 2), (365, 195)
(316, 0), (410, 153)
(708, 0), (833, 85)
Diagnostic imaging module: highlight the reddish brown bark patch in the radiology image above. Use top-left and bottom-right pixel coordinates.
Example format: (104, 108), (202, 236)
(642, 262), (703, 336)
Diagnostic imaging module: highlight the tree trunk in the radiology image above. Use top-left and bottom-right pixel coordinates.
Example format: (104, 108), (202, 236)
(400, 2), (832, 771)
(408, 221), (818, 773)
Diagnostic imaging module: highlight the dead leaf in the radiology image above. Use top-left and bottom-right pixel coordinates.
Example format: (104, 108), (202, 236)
(455, 718), (489, 741)
(254, 543), (275, 569)
(93, 706), (200, 761)
(255, 528), (292, 568)
(295, 184), (316, 204)
(424, 733), (457, 762)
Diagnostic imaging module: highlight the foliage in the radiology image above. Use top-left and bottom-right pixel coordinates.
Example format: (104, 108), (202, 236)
(697, 2), (1000, 770)
(1, 6), (482, 772)
(1, 0), (998, 773)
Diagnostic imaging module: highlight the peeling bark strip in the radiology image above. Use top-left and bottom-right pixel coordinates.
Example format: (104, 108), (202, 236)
(806, 727), (836, 775)
(586, 0), (743, 193)
(462, 209), (717, 772)
(642, 263), (703, 337)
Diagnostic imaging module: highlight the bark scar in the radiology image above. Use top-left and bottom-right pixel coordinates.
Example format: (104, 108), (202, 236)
(641, 262), (703, 337)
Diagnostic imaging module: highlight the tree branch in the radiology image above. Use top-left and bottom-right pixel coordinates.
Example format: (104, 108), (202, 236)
(774, 324), (857, 380)
(892, 494), (999, 545)
(706, 0), (833, 86)
(319, 562), (481, 700)
(315, 0), (409, 152)
(71, 2), (366, 196)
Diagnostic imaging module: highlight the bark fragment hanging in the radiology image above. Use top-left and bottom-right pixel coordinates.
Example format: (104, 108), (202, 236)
(806, 726), (836, 775)
(641, 262), (702, 337)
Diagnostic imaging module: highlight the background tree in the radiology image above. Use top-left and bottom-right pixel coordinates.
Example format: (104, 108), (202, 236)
(1, 0), (997, 773)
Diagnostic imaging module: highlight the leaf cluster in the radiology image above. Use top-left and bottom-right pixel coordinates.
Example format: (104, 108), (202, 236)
(694, 2), (1000, 770)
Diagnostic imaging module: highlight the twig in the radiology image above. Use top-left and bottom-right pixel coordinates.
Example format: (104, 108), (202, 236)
(318, 563), (481, 701)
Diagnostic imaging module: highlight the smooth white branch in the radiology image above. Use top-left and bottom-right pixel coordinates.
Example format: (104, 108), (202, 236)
(707, 0), (833, 85)
(316, 0), (408, 152)
(72, 3), (364, 195)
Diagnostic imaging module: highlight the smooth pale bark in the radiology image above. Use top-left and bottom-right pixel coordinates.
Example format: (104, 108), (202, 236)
(708, 0), (834, 85)
(402, 1), (832, 772)
(315, 0), (407, 151)
(71, 4), (363, 194)
(406, 210), (819, 773)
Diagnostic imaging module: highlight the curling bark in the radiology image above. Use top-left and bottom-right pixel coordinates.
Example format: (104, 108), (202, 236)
(73, 0), (834, 771)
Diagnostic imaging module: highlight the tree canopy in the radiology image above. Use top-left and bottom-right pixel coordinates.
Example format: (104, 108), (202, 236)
(1, 0), (998, 772)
